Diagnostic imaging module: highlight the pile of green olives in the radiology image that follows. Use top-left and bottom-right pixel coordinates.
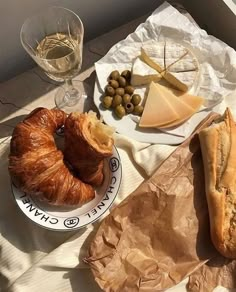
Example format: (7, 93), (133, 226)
(101, 70), (144, 119)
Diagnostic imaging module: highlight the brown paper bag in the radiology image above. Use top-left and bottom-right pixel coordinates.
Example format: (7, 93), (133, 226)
(85, 112), (236, 292)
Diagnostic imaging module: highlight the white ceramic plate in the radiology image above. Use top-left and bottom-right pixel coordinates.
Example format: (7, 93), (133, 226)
(12, 146), (122, 231)
(93, 80), (210, 145)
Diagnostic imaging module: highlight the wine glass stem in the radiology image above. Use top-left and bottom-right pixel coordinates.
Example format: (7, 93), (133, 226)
(64, 79), (80, 106)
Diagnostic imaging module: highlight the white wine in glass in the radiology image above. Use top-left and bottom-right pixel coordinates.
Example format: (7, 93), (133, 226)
(20, 7), (85, 113)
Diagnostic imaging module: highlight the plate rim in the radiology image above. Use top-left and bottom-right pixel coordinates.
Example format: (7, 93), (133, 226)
(11, 145), (122, 232)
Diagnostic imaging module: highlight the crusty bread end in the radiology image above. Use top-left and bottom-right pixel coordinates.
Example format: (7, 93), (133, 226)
(199, 108), (236, 258)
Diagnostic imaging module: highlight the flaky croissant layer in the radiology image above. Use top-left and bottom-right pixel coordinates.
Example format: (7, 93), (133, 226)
(9, 108), (95, 206)
(64, 111), (115, 186)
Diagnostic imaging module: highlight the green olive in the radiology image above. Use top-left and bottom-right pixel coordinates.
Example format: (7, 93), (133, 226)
(124, 102), (134, 113)
(109, 70), (120, 81)
(131, 94), (141, 106)
(133, 105), (144, 116)
(115, 87), (125, 96)
(122, 94), (131, 104)
(118, 76), (127, 88)
(115, 105), (126, 119)
(102, 96), (113, 109)
(112, 95), (122, 108)
(105, 85), (115, 96)
(121, 70), (131, 82)
(108, 79), (119, 89)
(125, 85), (135, 95)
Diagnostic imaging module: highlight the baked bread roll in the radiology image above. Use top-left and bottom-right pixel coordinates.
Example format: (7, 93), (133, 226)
(64, 111), (114, 186)
(9, 107), (95, 206)
(199, 108), (236, 258)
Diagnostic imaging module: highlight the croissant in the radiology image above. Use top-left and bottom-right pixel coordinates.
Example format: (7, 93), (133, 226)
(64, 111), (115, 186)
(8, 107), (95, 206)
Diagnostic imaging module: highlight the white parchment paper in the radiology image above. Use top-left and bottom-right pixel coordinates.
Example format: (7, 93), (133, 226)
(93, 2), (236, 142)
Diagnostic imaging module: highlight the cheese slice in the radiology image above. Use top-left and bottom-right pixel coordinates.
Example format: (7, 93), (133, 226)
(140, 46), (164, 73)
(139, 82), (179, 128)
(140, 41), (199, 92)
(168, 87), (204, 110)
(162, 71), (189, 92)
(151, 83), (196, 128)
(156, 85), (204, 129)
(131, 57), (161, 86)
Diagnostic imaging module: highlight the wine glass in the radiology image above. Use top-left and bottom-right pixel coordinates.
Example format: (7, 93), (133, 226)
(20, 6), (85, 113)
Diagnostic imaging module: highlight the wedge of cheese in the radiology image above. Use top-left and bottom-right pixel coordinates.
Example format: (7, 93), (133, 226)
(139, 82), (204, 129)
(140, 42), (165, 70)
(140, 41), (199, 92)
(131, 57), (161, 86)
(168, 87), (204, 110)
(139, 82), (179, 128)
(140, 46), (164, 73)
(155, 84), (204, 129)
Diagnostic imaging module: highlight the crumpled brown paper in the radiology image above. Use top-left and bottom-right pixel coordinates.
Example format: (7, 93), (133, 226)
(85, 112), (236, 292)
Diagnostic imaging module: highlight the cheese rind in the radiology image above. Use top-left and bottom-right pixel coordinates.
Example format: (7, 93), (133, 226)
(139, 82), (179, 128)
(164, 43), (198, 71)
(140, 41), (199, 92)
(131, 57), (161, 86)
(140, 46), (164, 73)
(168, 53), (198, 72)
(140, 43), (165, 71)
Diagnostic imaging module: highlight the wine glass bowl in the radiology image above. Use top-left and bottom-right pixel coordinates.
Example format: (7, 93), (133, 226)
(20, 7), (85, 113)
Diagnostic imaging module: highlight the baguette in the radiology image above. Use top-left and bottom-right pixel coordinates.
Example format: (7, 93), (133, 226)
(199, 108), (236, 258)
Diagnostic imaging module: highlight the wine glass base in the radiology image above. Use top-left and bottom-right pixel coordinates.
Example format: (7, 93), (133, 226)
(55, 80), (90, 114)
